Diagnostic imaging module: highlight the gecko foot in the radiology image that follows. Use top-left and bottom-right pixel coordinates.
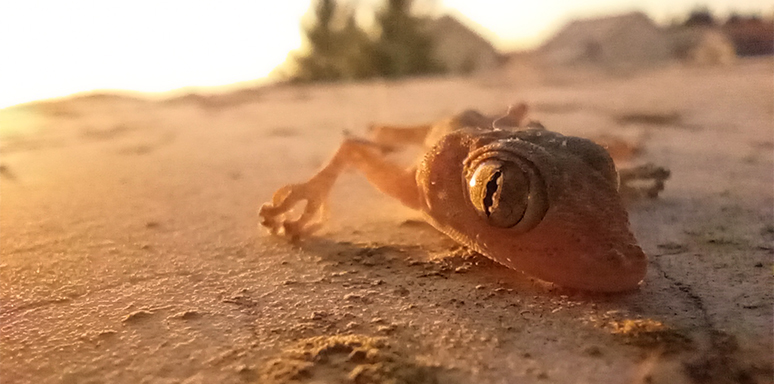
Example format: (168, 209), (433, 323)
(619, 163), (671, 199)
(259, 183), (329, 239)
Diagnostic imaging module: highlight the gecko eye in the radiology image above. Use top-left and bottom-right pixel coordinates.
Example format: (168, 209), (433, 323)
(467, 159), (548, 230)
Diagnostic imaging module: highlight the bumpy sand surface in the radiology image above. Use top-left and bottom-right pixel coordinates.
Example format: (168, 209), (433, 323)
(1, 59), (772, 384)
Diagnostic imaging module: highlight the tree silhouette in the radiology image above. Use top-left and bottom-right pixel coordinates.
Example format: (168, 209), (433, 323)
(684, 7), (717, 27)
(287, 0), (343, 82)
(282, 0), (444, 83)
(372, 0), (444, 78)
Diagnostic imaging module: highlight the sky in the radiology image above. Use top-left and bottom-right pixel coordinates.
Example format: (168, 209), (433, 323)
(0, 0), (771, 109)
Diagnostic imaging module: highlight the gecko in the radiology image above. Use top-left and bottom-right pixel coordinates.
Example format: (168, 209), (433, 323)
(259, 104), (669, 292)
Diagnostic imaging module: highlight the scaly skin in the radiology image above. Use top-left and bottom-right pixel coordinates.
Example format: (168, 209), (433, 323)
(416, 128), (646, 292)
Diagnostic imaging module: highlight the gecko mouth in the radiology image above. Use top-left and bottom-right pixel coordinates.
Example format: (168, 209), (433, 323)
(463, 146), (548, 232)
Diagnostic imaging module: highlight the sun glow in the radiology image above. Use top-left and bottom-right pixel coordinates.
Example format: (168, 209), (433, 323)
(0, 1), (308, 108)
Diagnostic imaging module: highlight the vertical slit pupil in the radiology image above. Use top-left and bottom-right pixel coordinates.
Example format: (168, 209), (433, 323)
(483, 170), (502, 216)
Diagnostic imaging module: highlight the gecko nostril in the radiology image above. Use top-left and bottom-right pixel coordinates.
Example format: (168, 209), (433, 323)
(604, 249), (625, 265)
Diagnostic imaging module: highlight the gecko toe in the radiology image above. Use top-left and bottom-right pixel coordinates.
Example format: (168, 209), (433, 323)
(259, 184), (330, 238)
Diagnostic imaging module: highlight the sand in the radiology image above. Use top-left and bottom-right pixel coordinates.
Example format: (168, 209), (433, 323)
(1, 58), (772, 384)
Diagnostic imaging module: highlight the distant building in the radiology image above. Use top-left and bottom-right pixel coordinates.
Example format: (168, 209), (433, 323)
(723, 17), (774, 56)
(669, 27), (737, 66)
(426, 15), (503, 74)
(539, 12), (671, 69)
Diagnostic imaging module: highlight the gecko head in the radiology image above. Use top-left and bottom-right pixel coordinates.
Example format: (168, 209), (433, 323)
(417, 128), (647, 292)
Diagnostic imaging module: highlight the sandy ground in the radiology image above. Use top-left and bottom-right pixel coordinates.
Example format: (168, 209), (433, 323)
(1, 58), (772, 384)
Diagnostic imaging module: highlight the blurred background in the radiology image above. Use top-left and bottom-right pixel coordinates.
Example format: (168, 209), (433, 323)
(1, 0), (772, 108)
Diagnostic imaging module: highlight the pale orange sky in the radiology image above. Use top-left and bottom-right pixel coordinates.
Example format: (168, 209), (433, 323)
(0, 0), (771, 108)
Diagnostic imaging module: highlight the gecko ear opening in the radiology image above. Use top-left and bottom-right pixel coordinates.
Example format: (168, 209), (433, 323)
(467, 159), (548, 231)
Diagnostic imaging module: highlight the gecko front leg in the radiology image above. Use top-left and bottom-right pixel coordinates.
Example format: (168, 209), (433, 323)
(259, 138), (420, 238)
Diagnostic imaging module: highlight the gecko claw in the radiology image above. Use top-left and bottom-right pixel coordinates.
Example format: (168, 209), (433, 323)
(259, 184), (329, 238)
